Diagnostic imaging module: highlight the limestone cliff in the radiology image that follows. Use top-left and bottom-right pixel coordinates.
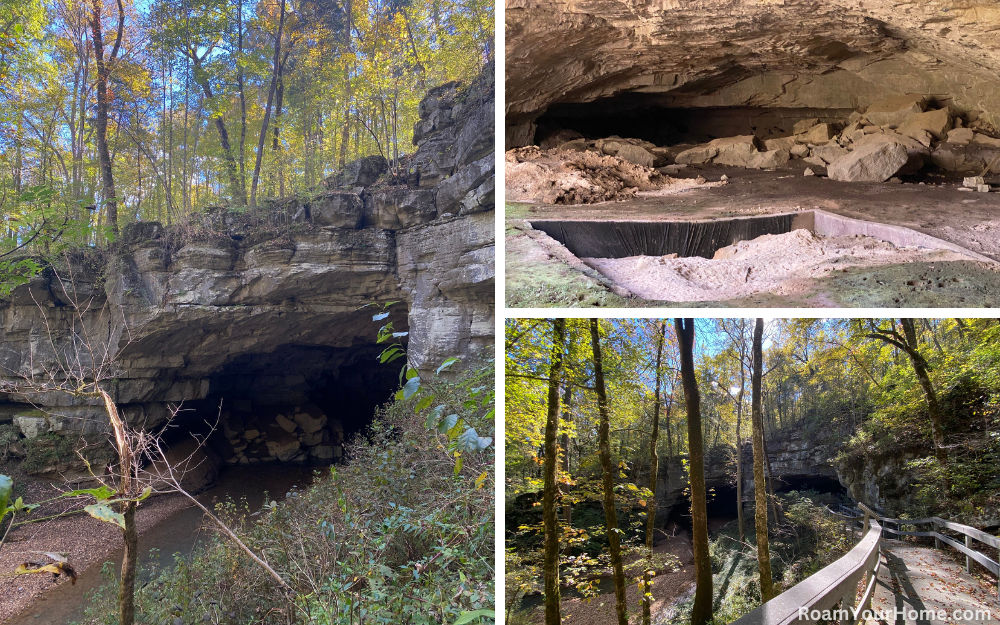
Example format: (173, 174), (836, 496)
(0, 70), (495, 452)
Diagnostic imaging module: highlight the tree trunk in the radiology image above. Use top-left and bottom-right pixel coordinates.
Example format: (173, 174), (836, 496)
(89, 0), (125, 235)
(590, 318), (628, 625)
(542, 319), (565, 625)
(643, 321), (667, 625)
(899, 319), (947, 466)
(561, 384), (572, 526)
(736, 385), (745, 544)
(676, 318), (713, 625)
(751, 318), (775, 602)
(118, 500), (138, 625)
(338, 0), (353, 170)
(236, 0), (247, 197)
(250, 0), (287, 206)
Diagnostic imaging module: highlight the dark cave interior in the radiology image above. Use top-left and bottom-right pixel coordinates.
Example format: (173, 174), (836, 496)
(169, 343), (401, 466)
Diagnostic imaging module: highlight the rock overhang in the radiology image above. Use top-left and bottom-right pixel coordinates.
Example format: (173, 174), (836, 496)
(505, 0), (1000, 147)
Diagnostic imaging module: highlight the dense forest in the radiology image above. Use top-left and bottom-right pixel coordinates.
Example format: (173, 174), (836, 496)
(505, 318), (1000, 625)
(0, 0), (491, 237)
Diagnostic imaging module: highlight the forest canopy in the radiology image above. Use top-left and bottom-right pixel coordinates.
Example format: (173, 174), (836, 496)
(0, 0), (492, 241)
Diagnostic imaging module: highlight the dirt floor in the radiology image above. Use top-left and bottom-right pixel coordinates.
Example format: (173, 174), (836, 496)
(0, 471), (188, 623)
(520, 527), (697, 625)
(506, 159), (1000, 307)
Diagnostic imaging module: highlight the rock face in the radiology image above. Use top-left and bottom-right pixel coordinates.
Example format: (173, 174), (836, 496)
(651, 429), (840, 524)
(506, 0), (1000, 147)
(0, 68), (495, 466)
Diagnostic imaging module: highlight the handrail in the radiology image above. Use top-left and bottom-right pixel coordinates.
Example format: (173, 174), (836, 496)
(730, 513), (881, 625)
(858, 502), (999, 598)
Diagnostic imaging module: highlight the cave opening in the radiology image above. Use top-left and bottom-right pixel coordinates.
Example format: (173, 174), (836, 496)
(772, 475), (848, 497)
(535, 99), (858, 148)
(166, 343), (401, 467)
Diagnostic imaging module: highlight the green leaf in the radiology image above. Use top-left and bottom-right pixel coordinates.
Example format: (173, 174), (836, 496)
(438, 413), (459, 434)
(414, 395), (435, 412)
(436, 357), (460, 375)
(457, 427), (483, 452)
(62, 486), (116, 502)
(401, 376), (421, 400)
(454, 609), (495, 624)
(84, 504), (126, 529)
(137, 486), (152, 501)
(453, 454), (464, 476)
(405, 367), (419, 380)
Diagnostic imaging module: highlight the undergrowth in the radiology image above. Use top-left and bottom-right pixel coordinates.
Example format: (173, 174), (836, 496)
(75, 360), (495, 625)
(656, 491), (852, 625)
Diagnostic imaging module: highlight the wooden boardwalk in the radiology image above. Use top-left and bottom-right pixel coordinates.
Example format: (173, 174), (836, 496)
(866, 541), (1000, 625)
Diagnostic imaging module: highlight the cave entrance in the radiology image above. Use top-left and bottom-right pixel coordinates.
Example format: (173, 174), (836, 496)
(169, 343), (400, 467)
(773, 475), (848, 497)
(536, 101), (857, 148)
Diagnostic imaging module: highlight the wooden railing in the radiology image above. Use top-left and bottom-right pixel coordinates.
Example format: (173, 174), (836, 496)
(846, 503), (1000, 599)
(730, 506), (882, 625)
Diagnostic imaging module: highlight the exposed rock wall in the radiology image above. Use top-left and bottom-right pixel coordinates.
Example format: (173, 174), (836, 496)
(0, 68), (495, 455)
(506, 0), (1000, 147)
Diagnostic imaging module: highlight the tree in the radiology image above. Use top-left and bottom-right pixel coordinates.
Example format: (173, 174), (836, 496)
(590, 318), (628, 625)
(866, 319), (947, 466)
(675, 318), (713, 625)
(642, 320), (666, 625)
(542, 318), (565, 625)
(88, 0), (125, 234)
(249, 0), (287, 206)
(751, 317), (775, 602)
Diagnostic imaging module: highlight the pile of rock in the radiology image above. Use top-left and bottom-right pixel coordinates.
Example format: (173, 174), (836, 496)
(218, 402), (344, 466)
(537, 95), (1000, 185)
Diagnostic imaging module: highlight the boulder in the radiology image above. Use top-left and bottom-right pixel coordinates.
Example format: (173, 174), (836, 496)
(15, 415), (49, 439)
(946, 128), (976, 145)
(615, 144), (657, 168)
(710, 135), (762, 167)
(675, 145), (718, 164)
(864, 95), (927, 127)
(972, 133), (1000, 149)
(363, 188), (437, 229)
(275, 413), (297, 433)
(292, 404), (328, 434)
(796, 123), (836, 145)
(931, 148), (968, 172)
(792, 118), (821, 134)
(747, 149), (789, 169)
(827, 139), (909, 182)
(309, 445), (335, 460)
(897, 108), (953, 141)
(309, 191), (364, 228)
(790, 144), (810, 157)
(265, 426), (302, 462)
(538, 128), (583, 149)
(557, 139), (589, 152)
(803, 156), (827, 169)
(853, 133), (928, 174)
(812, 144), (849, 164)
(764, 136), (797, 151)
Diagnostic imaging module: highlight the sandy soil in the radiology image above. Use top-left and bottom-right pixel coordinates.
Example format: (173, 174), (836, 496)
(582, 229), (970, 302)
(522, 527), (697, 625)
(505, 148), (721, 204)
(0, 475), (188, 623)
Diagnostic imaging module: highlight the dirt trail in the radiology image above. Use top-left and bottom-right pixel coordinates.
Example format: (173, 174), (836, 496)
(524, 527), (696, 625)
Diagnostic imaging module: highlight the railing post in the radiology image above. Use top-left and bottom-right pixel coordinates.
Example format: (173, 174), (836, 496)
(933, 521), (940, 550)
(965, 535), (972, 573)
(841, 585), (856, 625)
(863, 511), (870, 535)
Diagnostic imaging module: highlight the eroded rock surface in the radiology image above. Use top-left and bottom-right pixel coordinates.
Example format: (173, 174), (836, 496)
(506, 0), (1000, 147)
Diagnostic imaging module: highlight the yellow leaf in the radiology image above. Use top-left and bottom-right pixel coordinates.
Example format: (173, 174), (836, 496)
(638, 499), (646, 507)
(475, 471), (488, 489)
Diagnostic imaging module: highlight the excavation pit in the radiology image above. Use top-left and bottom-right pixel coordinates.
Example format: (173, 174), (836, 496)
(527, 210), (994, 303)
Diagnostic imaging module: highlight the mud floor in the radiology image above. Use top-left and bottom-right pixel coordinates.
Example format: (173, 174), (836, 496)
(505, 156), (1000, 307)
(582, 229), (970, 302)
